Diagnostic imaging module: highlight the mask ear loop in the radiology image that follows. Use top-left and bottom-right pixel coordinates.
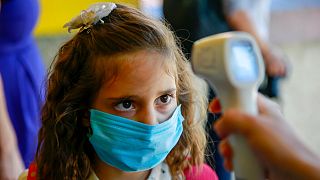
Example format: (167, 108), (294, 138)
(84, 110), (93, 137)
(87, 127), (93, 138)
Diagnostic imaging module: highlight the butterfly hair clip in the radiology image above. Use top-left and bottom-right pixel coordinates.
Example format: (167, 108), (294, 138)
(63, 2), (117, 33)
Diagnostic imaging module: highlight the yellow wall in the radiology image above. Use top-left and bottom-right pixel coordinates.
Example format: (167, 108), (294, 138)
(35, 0), (138, 36)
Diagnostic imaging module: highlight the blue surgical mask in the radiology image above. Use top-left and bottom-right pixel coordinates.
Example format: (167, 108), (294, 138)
(88, 105), (184, 172)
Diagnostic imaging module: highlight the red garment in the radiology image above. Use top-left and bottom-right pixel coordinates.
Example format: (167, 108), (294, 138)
(184, 164), (219, 180)
(27, 162), (37, 180)
(27, 162), (218, 179)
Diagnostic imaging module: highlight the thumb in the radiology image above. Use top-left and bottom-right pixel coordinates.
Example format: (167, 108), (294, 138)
(213, 109), (258, 139)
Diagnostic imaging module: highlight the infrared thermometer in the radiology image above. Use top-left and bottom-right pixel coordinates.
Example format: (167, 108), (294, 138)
(191, 32), (265, 180)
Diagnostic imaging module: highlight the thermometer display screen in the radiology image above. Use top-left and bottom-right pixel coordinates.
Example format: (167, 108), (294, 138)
(230, 41), (259, 83)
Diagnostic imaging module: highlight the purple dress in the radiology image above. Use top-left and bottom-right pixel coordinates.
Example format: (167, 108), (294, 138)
(0, 0), (45, 167)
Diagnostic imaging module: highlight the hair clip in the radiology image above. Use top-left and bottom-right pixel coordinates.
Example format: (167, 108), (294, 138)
(63, 2), (117, 33)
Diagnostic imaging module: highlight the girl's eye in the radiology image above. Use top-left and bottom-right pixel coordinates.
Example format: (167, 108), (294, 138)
(157, 94), (172, 104)
(114, 100), (134, 111)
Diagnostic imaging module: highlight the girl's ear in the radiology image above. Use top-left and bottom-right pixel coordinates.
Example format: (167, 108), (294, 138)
(82, 110), (91, 127)
(82, 110), (93, 136)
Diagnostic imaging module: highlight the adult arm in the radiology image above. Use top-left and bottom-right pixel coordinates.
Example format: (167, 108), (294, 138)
(223, 0), (288, 77)
(210, 95), (320, 179)
(0, 75), (25, 179)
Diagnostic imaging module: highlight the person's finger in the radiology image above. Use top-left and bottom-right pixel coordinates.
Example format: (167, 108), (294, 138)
(219, 139), (233, 159)
(213, 109), (257, 139)
(213, 95), (281, 139)
(257, 94), (282, 116)
(219, 139), (234, 171)
(257, 94), (269, 114)
(223, 156), (233, 171)
(208, 98), (221, 113)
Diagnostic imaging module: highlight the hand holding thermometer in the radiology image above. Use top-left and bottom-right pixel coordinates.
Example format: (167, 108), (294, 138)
(191, 32), (265, 180)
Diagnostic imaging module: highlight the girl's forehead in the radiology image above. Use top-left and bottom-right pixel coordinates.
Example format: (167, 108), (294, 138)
(96, 50), (178, 97)
(100, 50), (177, 80)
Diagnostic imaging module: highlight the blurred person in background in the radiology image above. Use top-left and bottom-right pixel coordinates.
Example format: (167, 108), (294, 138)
(163, 0), (289, 98)
(0, 0), (46, 171)
(139, 0), (164, 20)
(223, 0), (289, 99)
(163, 0), (289, 179)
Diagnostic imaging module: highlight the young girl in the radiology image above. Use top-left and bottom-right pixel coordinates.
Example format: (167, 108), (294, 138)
(20, 2), (218, 179)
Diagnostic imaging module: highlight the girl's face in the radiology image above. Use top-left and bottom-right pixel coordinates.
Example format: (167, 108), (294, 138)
(92, 50), (177, 124)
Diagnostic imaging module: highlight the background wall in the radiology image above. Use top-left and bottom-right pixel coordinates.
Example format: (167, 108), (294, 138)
(267, 0), (320, 154)
(34, 0), (138, 35)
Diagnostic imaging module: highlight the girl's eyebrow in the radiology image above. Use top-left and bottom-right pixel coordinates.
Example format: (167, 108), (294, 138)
(159, 88), (176, 95)
(105, 96), (136, 101)
(105, 88), (177, 101)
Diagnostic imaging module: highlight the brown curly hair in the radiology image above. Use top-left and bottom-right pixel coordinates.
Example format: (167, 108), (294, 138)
(36, 4), (208, 179)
